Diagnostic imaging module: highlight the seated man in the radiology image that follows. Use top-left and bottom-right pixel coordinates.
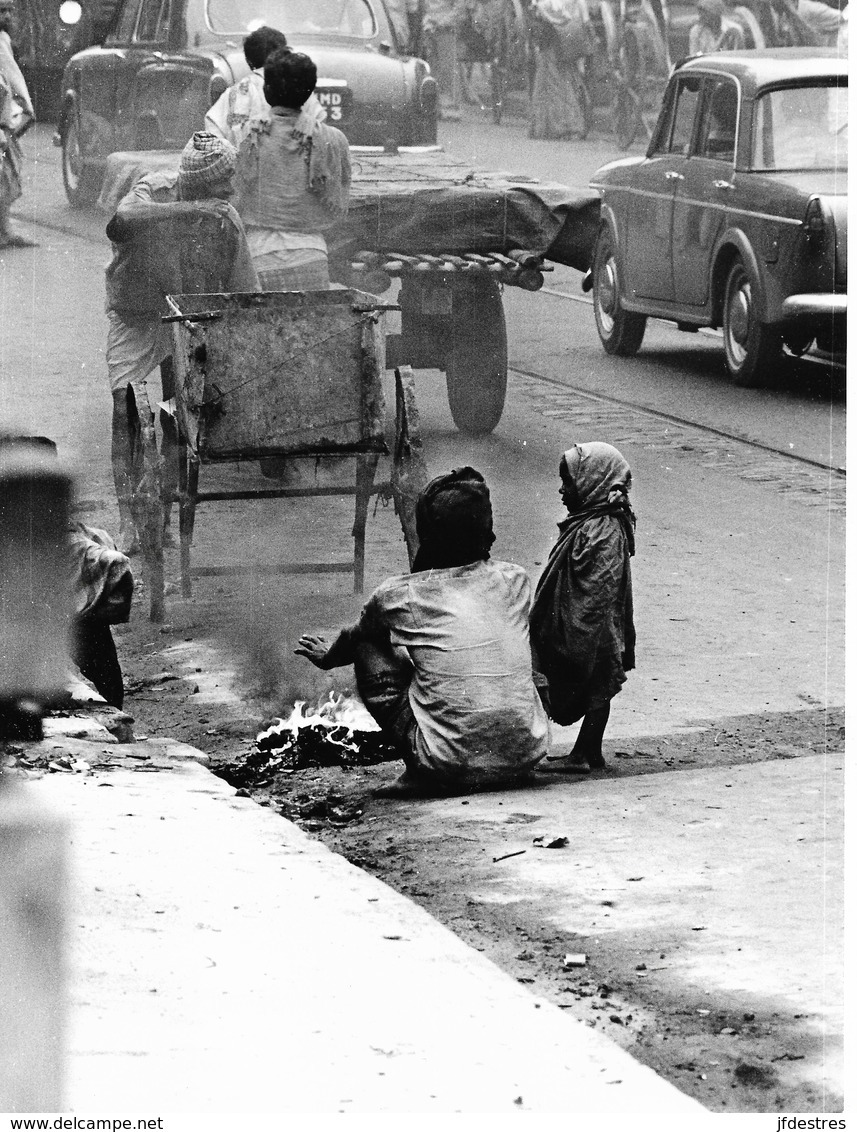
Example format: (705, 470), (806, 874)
(296, 467), (550, 797)
(233, 47), (351, 291)
(105, 130), (257, 553)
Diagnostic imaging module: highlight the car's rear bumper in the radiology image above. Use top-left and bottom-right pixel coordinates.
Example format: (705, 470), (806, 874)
(781, 294), (847, 321)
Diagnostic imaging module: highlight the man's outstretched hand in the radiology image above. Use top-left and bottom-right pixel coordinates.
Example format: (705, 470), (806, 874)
(295, 633), (332, 669)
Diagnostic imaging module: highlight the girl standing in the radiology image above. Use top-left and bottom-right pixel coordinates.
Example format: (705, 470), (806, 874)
(530, 441), (636, 771)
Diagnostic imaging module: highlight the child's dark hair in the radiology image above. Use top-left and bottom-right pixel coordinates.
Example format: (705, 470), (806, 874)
(243, 26), (287, 70)
(264, 48), (317, 109)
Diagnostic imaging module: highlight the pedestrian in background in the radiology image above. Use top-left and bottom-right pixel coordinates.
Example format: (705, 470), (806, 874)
(688, 0), (726, 53)
(528, 0), (593, 139)
(0, 0), (36, 248)
(530, 441), (636, 773)
(205, 26), (326, 150)
(234, 48), (350, 292)
(421, 0), (462, 119)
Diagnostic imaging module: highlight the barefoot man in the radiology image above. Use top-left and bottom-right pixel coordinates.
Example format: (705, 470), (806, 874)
(297, 467), (549, 797)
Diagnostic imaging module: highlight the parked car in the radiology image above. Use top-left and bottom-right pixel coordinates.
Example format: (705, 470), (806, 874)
(55, 0), (438, 205)
(589, 48), (847, 385)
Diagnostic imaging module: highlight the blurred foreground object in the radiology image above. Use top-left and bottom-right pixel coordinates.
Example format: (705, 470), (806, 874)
(0, 777), (67, 1111)
(0, 438), (69, 1110)
(0, 439), (73, 738)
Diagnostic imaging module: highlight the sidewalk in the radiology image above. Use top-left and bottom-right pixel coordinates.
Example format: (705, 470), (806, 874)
(25, 727), (703, 1114)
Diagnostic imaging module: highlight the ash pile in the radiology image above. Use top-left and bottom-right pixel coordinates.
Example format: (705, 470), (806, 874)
(223, 694), (398, 789)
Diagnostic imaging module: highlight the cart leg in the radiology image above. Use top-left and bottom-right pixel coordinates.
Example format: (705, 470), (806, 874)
(392, 366), (429, 567)
(178, 447), (199, 599)
(126, 384), (165, 623)
(353, 453), (379, 594)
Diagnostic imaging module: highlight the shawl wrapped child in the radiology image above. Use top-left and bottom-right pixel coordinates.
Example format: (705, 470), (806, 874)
(530, 441), (636, 769)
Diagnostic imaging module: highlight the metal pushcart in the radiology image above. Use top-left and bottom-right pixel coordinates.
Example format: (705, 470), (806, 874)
(131, 289), (427, 621)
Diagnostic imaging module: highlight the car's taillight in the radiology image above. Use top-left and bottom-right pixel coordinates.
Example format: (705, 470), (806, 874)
(419, 76), (437, 116)
(803, 196), (826, 239)
(208, 73), (228, 108)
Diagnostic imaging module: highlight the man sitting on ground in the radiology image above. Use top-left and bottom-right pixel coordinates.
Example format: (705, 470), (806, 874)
(105, 131), (257, 553)
(296, 467), (550, 797)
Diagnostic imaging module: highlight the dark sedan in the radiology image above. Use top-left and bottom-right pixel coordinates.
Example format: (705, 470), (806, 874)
(55, 0), (437, 204)
(589, 49), (847, 385)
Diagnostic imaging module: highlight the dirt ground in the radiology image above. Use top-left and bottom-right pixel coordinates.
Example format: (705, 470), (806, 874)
(107, 540), (845, 1115)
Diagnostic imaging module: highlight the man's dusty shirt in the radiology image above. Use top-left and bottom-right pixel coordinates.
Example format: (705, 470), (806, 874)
(104, 171), (256, 321)
(359, 559), (550, 781)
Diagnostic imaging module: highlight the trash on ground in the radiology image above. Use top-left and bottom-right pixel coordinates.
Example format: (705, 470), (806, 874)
(532, 833), (566, 851)
(563, 953), (587, 968)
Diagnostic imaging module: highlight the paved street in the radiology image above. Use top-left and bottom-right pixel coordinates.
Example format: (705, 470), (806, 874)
(0, 112), (846, 1114)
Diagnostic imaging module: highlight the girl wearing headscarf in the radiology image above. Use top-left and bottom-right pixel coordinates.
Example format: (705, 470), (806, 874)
(530, 442), (636, 772)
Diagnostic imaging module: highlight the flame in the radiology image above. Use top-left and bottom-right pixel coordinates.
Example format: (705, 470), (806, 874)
(257, 692), (379, 757)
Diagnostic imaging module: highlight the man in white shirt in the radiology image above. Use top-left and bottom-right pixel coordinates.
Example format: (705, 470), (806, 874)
(205, 25), (325, 149)
(297, 467), (550, 797)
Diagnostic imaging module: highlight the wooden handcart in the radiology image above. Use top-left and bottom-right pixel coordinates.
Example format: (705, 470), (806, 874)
(131, 289), (427, 621)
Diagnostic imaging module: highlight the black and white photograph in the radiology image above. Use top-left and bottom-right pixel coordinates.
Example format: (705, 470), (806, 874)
(0, 0), (846, 1121)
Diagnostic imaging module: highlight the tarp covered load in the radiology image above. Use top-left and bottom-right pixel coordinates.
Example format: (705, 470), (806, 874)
(98, 149), (600, 272)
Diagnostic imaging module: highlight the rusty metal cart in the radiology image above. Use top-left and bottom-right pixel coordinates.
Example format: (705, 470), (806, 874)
(136, 289), (428, 619)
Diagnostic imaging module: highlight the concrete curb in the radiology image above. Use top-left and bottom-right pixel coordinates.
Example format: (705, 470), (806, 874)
(31, 733), (702, 1113)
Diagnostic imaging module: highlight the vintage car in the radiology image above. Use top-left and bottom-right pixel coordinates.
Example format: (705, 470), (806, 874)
(589, 49), (847, 385)
(55, 0), (437, 205)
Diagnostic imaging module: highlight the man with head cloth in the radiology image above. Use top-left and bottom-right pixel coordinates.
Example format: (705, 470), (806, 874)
(297, 467), (549, 797)
(105, 130), (257, 552)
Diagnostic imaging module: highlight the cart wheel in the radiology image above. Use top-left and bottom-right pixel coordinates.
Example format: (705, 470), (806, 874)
(445, 275), (508, 435)
(393, 366), (429, 567)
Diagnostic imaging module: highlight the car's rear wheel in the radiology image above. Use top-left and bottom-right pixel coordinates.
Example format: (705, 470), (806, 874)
(62, 114), (102, 208)
(722, 259), (781, 386)
(592, 228), (646, 356)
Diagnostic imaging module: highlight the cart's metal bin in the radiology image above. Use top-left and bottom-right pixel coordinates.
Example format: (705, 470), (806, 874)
(166, 289), (388, 461)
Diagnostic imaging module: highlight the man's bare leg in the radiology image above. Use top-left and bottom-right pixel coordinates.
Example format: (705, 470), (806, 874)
(111, 388), (139, 555)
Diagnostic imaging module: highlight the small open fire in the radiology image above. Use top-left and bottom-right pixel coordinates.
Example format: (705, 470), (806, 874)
(228, 693), (398, 788)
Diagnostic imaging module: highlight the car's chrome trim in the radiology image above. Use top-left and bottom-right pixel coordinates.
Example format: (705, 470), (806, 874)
(782, 294), (847, 319)
(592, 183), (805, 227)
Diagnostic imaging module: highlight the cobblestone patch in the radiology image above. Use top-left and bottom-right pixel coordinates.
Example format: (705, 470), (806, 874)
(511, 371), (846, 513)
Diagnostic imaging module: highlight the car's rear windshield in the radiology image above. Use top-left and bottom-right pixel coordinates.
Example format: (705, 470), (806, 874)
(205, 0), (376, 38)
(751, 81), (847, 172)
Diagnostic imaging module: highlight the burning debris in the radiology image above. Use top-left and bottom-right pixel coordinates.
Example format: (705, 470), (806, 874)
(223, 693), (399, 788)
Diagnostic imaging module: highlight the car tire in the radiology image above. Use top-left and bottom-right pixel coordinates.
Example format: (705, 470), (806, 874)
(62, 113), (102, 208)
(592, 228), (646, 357)
(722, 259), (781, 387)
(445, 275), (508, 435)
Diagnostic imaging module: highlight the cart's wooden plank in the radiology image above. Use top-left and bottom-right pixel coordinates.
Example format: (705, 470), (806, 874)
(99, 149), (600, 271)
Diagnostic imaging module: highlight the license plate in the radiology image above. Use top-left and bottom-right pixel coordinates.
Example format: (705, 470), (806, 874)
(316, 86), (352, 124)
